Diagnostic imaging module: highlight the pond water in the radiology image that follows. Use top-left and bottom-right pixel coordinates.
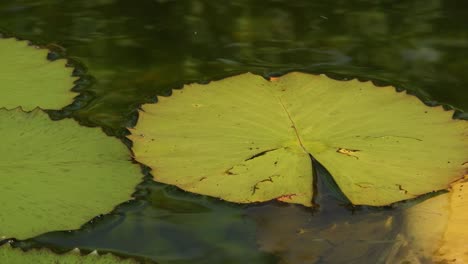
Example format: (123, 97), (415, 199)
(1, 1), (467, 263)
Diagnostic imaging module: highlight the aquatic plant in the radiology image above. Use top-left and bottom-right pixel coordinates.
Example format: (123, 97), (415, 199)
(129, 72), (467, 207)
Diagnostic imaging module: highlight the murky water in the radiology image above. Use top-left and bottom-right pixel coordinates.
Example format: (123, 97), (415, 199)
(1, 1), (467, 263)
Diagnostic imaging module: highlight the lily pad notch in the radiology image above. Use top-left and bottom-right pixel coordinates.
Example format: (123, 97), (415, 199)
(129, 72), (468, 207)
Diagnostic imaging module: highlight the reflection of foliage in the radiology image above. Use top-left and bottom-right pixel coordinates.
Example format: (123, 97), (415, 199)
(0, 0), (466, 132)
(247, 204), (401, 264)
(29, 184), (275, 263)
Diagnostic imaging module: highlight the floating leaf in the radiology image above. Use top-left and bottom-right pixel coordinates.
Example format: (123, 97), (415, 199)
(0, 243), (137, 264)
(0, 38), (77, 110)
(0, 108), (142, 239)
(129, 72), (467, 206)
(395, 175), (468, 263)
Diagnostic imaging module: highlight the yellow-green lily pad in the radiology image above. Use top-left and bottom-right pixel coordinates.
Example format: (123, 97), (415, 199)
(0, 108), (142, 239)
(129, 72), (467, 207)
(0, 38), (77, 110)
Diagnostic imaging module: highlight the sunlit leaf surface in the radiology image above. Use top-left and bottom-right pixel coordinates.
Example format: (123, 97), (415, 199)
(0, 38), (77, 110)
(129, 72), (467, 206)
(397, 175), (468, 263)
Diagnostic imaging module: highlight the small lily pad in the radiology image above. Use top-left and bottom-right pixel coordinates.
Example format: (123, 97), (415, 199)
(0, 38), (77, 110)
(129, 72), (467, 206)
(0, 108), (142, 239)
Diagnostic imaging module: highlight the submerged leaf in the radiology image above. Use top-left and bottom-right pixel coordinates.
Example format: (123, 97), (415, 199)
(0, 108), (142, 239)
(247, 205), (399, 264)
(0, 38), (77, 110)
(129, 72), (467, 206)
(0, 243), (137, 264)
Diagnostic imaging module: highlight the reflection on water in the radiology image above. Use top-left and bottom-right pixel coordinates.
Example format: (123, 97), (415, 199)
(244, 160), (400, 264)
(25, 183), (275, 263)
(1, 0), (467, 263)
(247, 204), (400, 264)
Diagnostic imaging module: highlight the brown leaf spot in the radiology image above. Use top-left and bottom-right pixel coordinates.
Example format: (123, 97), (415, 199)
(277, 194), (297, 201)
(396, 184), (408, 194)
(336, 148), (360, 159)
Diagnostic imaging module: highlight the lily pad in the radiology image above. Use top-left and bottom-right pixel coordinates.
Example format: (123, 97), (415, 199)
(395, 175), (468, 263)
(0, 243), (137, 264)
(129, 72), (467, 206)
(0, 38), (77, 110)
(0, 108), (142, 239)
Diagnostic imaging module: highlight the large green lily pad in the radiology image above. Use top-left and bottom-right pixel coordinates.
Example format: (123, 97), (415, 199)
(0, 38), (77, 110)
(129, 72), (467, 207)
(0, 243), (137, 264)
(0, 108), (142, 239)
